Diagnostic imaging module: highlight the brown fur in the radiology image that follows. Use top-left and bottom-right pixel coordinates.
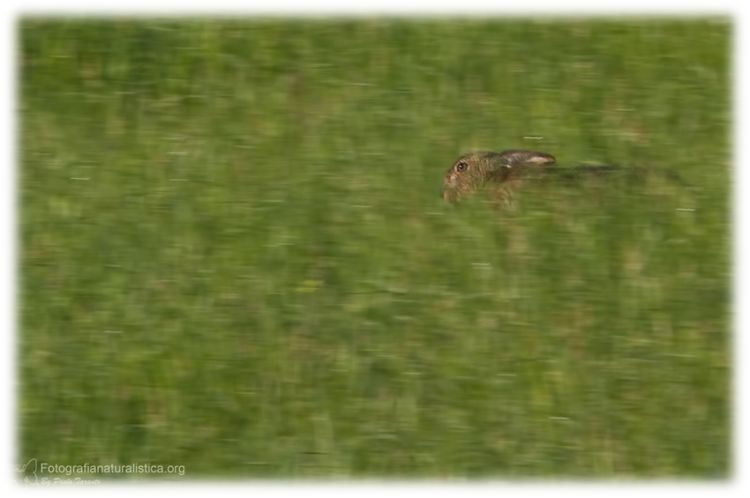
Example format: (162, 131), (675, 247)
(442, 150), (556, 203)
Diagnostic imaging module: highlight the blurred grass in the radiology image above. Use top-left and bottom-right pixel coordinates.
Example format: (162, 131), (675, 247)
(19, 18), (730, 478)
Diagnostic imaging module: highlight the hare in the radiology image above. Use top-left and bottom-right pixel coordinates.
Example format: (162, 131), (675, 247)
(442, 150), (557, 205)
(442, 149), (685, 208)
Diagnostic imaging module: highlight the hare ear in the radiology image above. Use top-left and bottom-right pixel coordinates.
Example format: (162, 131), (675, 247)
(499, 150), (556, 168)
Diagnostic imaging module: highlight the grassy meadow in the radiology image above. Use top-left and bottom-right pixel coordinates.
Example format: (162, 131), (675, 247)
(19, 19), (730, 478)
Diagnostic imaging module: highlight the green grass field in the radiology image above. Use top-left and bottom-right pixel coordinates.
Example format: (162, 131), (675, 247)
(19, 18), (730, 478)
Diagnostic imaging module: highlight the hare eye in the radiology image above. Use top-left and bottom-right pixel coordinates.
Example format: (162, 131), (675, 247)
(456, 162), (467, 172)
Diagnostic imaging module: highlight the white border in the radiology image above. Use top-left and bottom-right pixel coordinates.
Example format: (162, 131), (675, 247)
(1, 1), (745, 497)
